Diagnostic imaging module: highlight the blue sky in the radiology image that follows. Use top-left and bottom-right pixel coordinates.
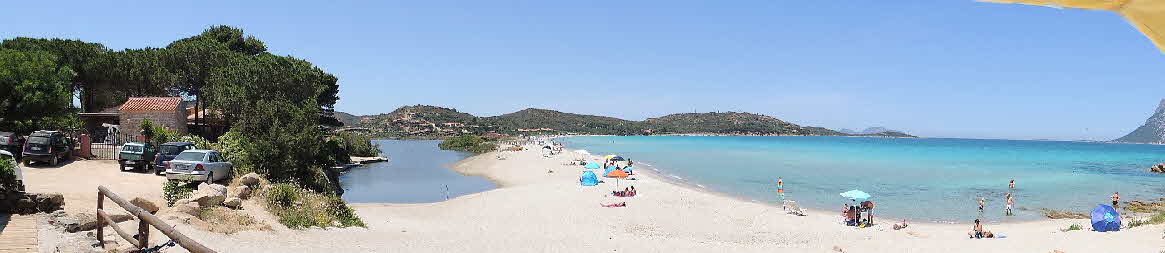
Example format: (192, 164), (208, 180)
(3, 1), (1163, 140)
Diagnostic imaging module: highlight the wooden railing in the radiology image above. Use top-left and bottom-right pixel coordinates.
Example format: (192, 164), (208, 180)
(97, 185), (216, 252)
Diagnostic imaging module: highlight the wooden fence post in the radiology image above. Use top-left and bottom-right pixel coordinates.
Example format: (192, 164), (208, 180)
(96, 189), (104, 248)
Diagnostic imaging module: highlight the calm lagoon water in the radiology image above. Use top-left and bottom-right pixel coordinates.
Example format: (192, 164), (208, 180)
(340, 140), (496, 203)
(559, 136), (1165, 223)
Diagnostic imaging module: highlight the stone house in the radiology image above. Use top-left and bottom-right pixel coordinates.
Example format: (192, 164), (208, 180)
(117, 97), (188, 136)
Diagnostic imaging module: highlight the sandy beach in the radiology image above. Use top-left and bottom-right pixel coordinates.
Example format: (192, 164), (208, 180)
(147, 142), (1162, 252)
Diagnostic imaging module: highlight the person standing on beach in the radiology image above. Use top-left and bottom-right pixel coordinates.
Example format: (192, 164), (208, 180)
(1112, 192), (1121, 209)
(776, 177), (785, 201)
(978, 197), (986, 216)
(1005, 193), (1014, 216)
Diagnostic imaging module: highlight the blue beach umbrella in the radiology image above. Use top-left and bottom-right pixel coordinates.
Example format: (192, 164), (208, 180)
(584, 162), (601, 169)
(840, 190), (871, 201)
(1090, 204), (1121, 232)
(622, 166), (633, 174)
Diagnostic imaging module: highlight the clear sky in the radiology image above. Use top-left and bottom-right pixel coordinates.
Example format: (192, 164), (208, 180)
(3, 1), (1163, 140)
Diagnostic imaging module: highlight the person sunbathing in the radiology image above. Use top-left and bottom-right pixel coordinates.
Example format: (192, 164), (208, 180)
(601, 202), (627, 207)
(893, 219), (909, 230)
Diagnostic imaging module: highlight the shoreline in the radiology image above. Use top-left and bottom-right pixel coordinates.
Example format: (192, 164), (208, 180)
(173, 138), (1165, 252)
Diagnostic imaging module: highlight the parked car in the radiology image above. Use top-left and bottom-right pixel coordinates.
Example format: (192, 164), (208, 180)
(0, 132), (22, 161)
(164, 150), (233, 183)
(118, 142), (156, 172)
(22, 130), (72, 166)
(152, 142), (196, 175)
(0, 150), (25, 193)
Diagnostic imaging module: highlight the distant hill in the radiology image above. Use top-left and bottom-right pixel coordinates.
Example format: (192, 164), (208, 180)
(840, 127), (904, 135)
(644, 112), (806, 135)
(485, 108), (643, 135)
(333, 111), (361, 126)
(337, 105), (918, 138)
(1115, 99), (1165, 144)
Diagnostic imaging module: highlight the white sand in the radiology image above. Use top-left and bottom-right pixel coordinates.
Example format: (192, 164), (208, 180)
(159, 144), (1165, 252)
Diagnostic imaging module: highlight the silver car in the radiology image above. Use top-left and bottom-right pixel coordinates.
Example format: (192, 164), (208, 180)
(1, 150), (24, 192)
(164, 150), (233, 183)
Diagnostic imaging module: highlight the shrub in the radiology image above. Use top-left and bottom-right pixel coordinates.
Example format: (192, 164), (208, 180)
(1128, 218), (1148, 228)
(0, 155), (18, 192)
(178, 135), (213, 150)
(263, 182), (364, 229)
(162, 179), (197, 206)
(266, 183), (299, 207)
(1149, 211), (1165, 224)
(336, 132), (380, 157)
(1066, 224), (1082, 231)
(438, 135), (497, 153)
(139, 119), (180, 145)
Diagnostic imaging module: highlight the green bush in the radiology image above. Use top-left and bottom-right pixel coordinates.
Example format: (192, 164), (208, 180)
(139, 119), (180, 145)
(178, 135), (213, 150)
(1148, 211), (1165, 224)
(1067, 224), (1082, 231)
(263, 182), (364, 229)
(438, 135), (497, 153)
(162, 179), (197, 206)
(216, 131), (253, 176)
(336, 132), (380, 157)
(0, 155), (18, 192)
(266, 183), (299, 207)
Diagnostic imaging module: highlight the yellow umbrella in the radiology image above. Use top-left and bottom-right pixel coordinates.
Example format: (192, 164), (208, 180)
(980, 0), (1165, 54)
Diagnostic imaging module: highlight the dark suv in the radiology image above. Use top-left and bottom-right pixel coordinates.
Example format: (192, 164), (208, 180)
(153, 142), (196, 175)
(22, 130), (73, 166)
(0, 132), (21, 160)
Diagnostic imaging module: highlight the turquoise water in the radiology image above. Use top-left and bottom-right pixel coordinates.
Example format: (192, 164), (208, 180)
(340, 140), (496, 203)
(559, 136), (1165, 223)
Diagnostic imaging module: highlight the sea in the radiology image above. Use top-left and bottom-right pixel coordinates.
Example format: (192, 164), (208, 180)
(558, 135), (1165, 223)
(339, 140), (496, 203)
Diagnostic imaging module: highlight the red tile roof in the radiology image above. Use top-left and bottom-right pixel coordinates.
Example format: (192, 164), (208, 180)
(118, 97), (184, 113)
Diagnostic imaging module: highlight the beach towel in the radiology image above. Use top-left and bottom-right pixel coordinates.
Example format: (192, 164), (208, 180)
(580, 171), (599, 186)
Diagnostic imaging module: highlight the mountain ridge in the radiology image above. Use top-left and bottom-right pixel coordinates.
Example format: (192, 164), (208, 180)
(337, 105), (918, 138)
(1114, 99), (1165, 144)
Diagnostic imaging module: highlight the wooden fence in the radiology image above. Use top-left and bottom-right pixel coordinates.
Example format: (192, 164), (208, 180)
(96, 186), (215, 252)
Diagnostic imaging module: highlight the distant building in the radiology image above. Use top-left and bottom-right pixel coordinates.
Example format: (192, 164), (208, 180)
(118, 97), (188, 136)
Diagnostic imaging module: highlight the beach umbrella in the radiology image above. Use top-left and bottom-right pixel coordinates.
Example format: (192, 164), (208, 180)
(610, 156), (625, 161)
(1090, 204), (1122, 232)
(606, 169), (629, 188)
(981, 0), (1165, 54)
(840, 190), (871, 201)
(584, 162), (601, 169)
(622, 165), (634, 174)
(604, 166), (618, 177)
(605, 154), (617, 161)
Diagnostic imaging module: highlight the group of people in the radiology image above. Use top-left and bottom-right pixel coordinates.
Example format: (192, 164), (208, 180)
(612, 186), (637, 197)
(978, 179), (1018, 218)
(842, 200), (876, 227)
